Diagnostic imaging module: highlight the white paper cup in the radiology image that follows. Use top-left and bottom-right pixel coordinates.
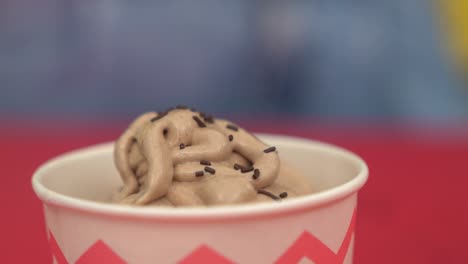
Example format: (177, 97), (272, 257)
(32, 134), (368, 264)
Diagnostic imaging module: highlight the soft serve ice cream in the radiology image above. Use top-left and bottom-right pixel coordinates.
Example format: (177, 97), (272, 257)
(113, 106), (313, 206)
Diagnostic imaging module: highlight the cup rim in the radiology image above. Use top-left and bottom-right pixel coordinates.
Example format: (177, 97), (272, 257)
(32, 134), (368, 221)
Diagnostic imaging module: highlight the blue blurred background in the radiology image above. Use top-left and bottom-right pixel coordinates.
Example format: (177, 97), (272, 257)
(1, 0), (467, 124)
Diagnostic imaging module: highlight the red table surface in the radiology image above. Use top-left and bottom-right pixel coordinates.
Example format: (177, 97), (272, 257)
(1, 121), (468, 264)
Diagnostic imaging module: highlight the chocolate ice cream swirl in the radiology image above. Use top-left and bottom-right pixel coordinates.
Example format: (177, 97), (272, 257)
(113, 107), (294, 206)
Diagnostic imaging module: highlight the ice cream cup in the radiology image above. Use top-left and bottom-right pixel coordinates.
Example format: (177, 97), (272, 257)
(32, 134), (368, 264)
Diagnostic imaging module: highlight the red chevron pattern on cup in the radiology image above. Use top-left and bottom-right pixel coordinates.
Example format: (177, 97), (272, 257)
(49, 232), (126, 264)
(48, 209), (356, 264)
(275, 208), (357, 264)
(178, 245), (234, 264)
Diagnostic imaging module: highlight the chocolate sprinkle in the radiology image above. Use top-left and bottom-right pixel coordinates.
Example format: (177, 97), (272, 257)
(175, 105), (189, 110)
(199, 112), (214, 122)
(150, 111), (167, 122)
(252, 169), (260, 179)
(195, 171), (204, 177)
(263, 146), (276, 153)
(165, 107), (175, 113)
(204, 166), (216, 174)
(279, 192), (288, 198)
(258, 190), (281, 201)
(179, 143), (185, 150)
(241, 166), (254, 173)
(200, 160), (211, 166)
(233, 163), (243, 170)
(192, 116), (206, 128)
(203, 116), (214, 124)
(226, 124), (238, 131)
(228, 134), (234, 141)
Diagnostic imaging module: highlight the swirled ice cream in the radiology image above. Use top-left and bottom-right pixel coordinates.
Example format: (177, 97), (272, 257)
(113, 106), (313, 206)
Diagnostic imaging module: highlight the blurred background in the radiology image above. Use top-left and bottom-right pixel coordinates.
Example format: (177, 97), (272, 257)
(1, 0), (467, 125)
